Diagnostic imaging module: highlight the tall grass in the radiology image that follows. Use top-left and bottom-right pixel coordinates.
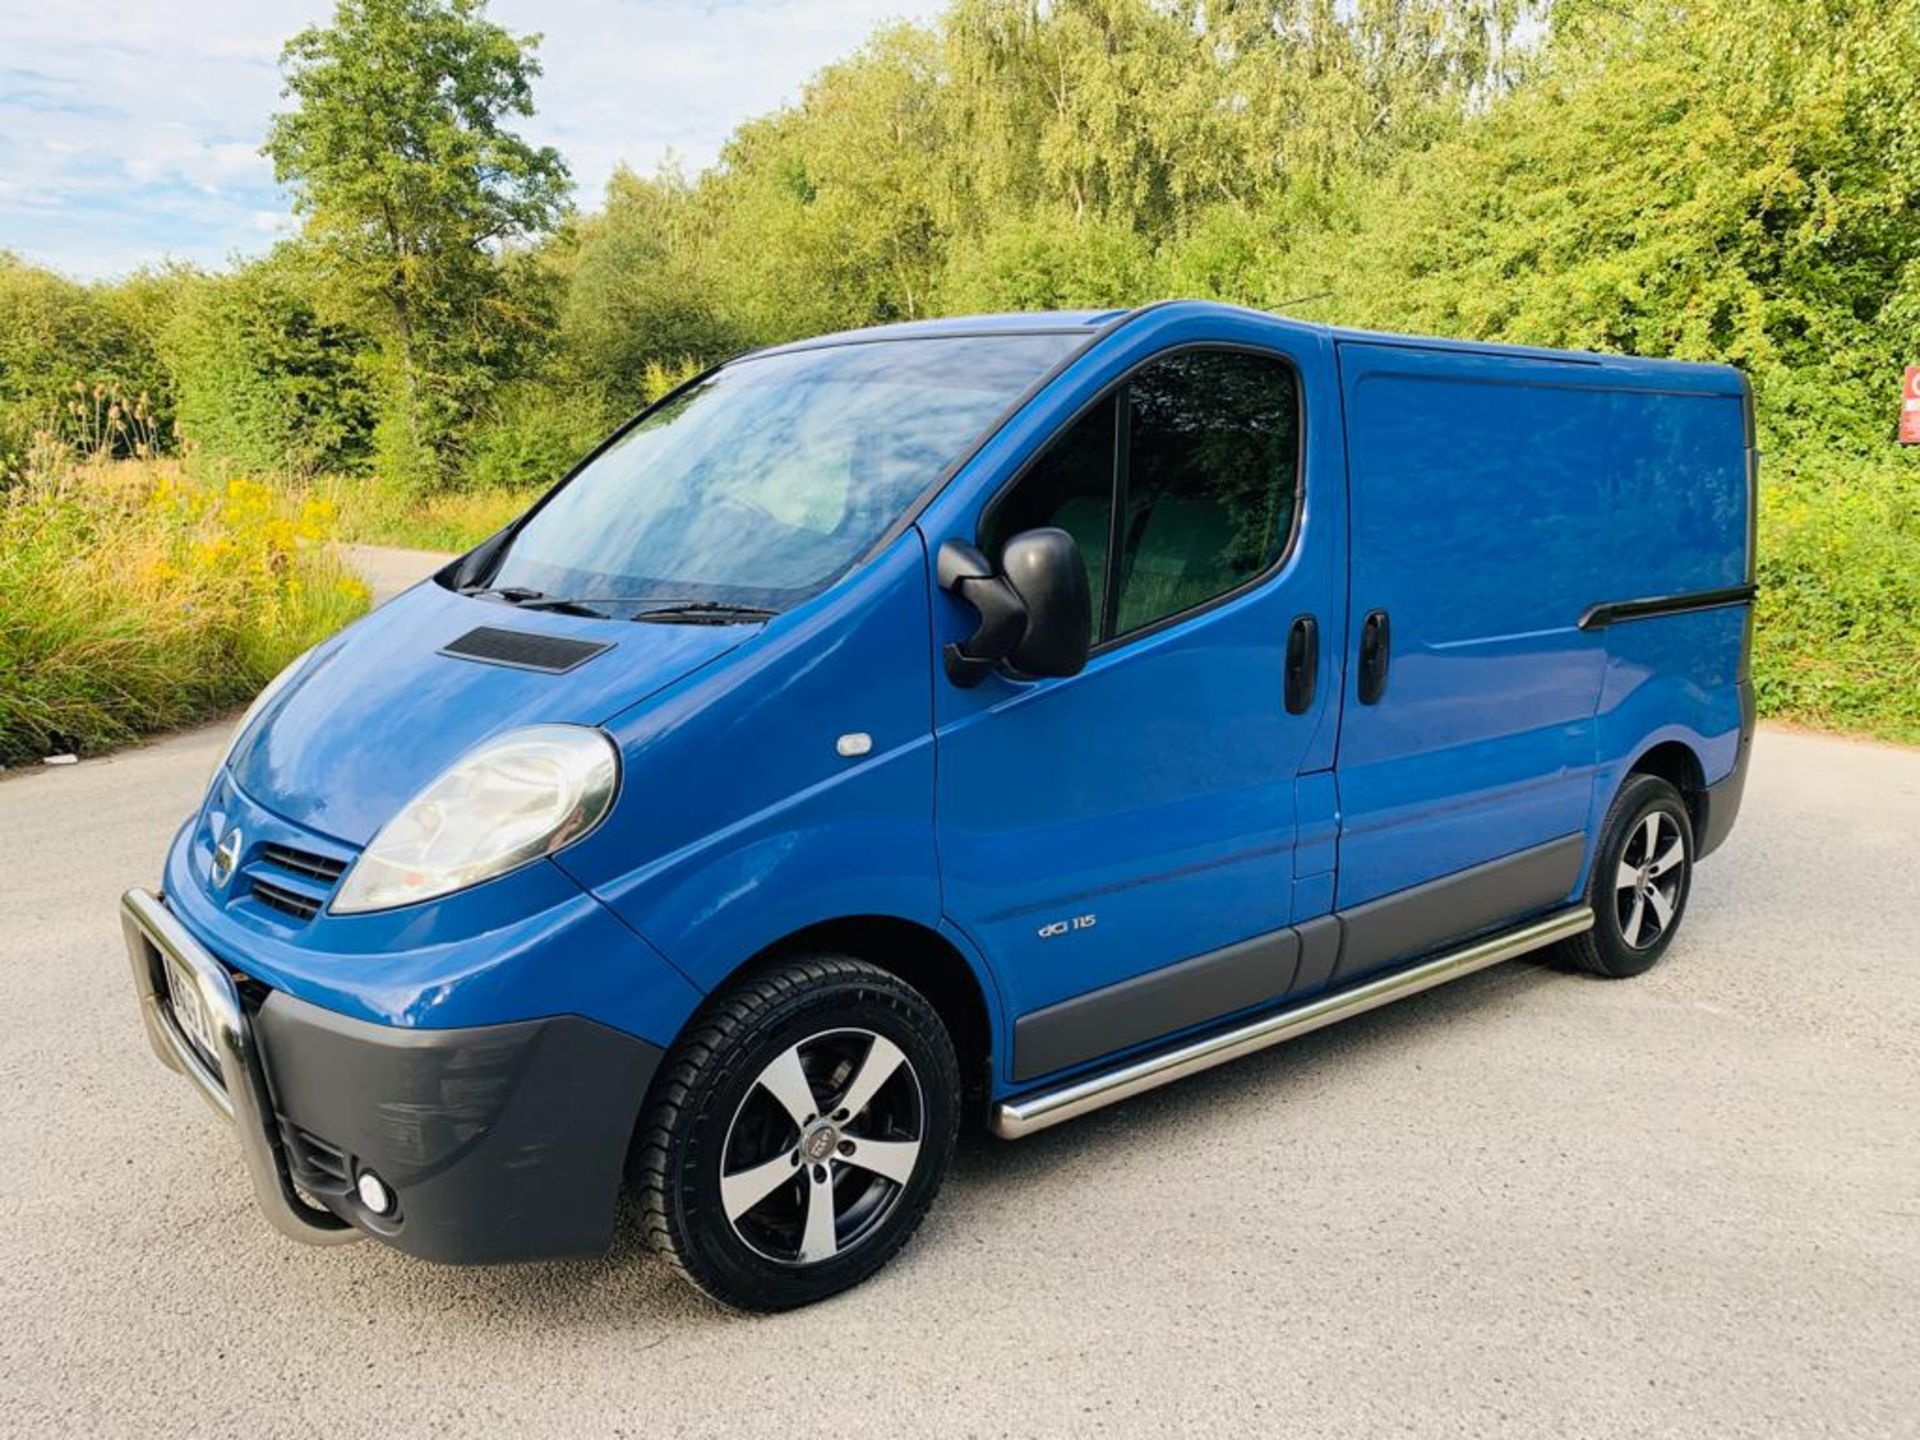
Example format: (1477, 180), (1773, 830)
(307, 473), (537, 553)
(0, 453), (369, 764)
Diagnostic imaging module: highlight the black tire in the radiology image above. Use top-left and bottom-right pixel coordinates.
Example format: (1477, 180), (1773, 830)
(1557, 773), (1695, 979)
(632, 955), (960, 1312)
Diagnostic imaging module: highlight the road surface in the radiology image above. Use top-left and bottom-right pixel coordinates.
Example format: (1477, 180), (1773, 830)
(2, 546), (1914, 1437)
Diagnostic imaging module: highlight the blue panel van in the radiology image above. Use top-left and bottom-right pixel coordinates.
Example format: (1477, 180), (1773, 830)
(122, 302), (1756, 1309)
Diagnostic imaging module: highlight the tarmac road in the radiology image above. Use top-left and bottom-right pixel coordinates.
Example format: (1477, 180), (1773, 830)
(2, 546), (1915, 1438)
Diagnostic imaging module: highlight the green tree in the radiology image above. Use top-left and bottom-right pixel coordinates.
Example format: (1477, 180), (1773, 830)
(559, 167), (743, 418)
(264, 0), (569, 486)
(939, 207), (1162, 310)
(697, 24), (953, 343)
(163, 246), (376, 477)
(1342, 0), (1920, 455)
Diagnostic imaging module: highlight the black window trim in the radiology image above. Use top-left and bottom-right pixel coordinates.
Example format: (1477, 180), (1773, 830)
(975, 339), (1309, 662)
(1102, 384), (1132, 640)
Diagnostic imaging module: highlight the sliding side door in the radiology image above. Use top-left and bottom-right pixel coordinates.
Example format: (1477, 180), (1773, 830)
(1330, 341), (1613, 983)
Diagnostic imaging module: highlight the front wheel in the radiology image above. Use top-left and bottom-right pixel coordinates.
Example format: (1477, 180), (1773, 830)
(632, 956), (960, 1311)
(1557, 773), (1695, 979)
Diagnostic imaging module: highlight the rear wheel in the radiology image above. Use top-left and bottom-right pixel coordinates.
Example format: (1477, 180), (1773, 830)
(633, 956), (960, 1311)
(1558, 773), (1694, 979)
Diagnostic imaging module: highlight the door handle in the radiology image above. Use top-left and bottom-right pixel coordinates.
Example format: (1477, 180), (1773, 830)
(1358, 609), (1391, 705)
(1285, 614), (1319, 714)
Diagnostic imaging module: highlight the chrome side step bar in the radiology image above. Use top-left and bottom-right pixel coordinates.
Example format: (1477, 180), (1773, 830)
(990, 904), (1593, 1140)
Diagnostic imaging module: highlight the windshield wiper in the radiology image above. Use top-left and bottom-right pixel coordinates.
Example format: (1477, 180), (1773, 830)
(460, 585), (776, 624)
(457, 585), (612, 619)
(630, 601), (780, 625)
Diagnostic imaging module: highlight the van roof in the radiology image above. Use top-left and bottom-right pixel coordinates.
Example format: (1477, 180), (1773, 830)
(754, 310), (1127, 355)
(1322, 321), (1742, 386)
(755, 301), (1744, 389)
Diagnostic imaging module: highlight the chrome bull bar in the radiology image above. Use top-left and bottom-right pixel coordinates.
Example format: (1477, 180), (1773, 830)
(120, 887), (360, 1246)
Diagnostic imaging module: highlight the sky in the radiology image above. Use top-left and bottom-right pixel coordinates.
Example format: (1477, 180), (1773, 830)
(0, 0), (947, 282)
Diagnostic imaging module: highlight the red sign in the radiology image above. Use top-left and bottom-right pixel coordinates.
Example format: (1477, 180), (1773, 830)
(1903, 366), (1920, 445)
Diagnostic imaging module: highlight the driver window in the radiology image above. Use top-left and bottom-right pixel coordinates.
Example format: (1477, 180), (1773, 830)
(980, 348), (1298, 649)
(981, 394), (1116, 635)
(1113, 350), (1299, 636)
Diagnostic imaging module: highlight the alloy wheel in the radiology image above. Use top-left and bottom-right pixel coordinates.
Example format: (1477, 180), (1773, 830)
(718, 1028), (924, 1265)
(1614, 809), (1686, 950)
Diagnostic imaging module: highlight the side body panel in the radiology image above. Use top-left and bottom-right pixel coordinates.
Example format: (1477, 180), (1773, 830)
(1583, 386), (1752, 862)
(992, 339), (1750, 1113)
(918, 306), (1348, 1087)
(1332, 343), (1616, 929)
(555, 533), (966, 1003)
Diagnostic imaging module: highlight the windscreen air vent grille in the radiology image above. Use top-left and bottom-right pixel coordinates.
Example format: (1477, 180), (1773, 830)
(439, 626), (611, 675)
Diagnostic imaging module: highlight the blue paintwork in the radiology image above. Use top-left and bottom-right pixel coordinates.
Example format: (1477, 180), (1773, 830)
(1333, 340), (1746, 910)
(158, 300), (1752, 1107)
(919, 306), (1347, 1027)
(231, 580), (747, 846)
(552, 534), (953, 999)
(1332, 342), (1615, 907)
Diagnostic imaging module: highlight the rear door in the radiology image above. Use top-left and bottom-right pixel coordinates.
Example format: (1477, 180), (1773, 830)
(924, 313), (1346, 1086)
(1330, 341), (1614, 981)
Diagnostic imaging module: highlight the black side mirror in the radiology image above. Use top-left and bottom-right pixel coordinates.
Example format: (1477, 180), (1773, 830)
(937, 527), (1092, 687)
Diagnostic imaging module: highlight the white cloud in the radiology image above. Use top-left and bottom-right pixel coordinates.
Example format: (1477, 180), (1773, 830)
(0, 0), (947, 280)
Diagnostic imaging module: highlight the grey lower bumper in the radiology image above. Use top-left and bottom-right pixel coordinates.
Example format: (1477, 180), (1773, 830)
(122, 887), (664, 1263)
(122, 886), (361, 1245)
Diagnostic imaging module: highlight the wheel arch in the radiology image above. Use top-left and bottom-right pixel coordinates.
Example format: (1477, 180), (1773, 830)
(1623, 736), (1709, 833)
(1575, 731), (1713, 895)
(673, 914), (1001, 1121)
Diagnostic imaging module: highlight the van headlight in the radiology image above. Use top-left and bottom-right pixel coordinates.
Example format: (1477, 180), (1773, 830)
(330, 725), (619, 915)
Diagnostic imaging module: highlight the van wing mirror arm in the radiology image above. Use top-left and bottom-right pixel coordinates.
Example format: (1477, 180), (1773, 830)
(937, 540), (1028, 688)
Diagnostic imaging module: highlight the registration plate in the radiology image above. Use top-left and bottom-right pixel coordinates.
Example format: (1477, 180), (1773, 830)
(163, 953), (220, 1067)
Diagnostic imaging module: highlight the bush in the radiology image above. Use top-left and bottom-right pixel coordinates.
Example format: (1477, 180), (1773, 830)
(0, 255), (181, 476)
(937, 210), (1161, 312)
(464, 382), (607, 493)
(1754, 451), (1920, 743)
(558, 167), (744, 419)
(0, 456), (369, 763)
(163, 252), (375, 477)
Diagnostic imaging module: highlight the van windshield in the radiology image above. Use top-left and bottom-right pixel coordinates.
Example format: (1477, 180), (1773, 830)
(480, 332), (1086, 614)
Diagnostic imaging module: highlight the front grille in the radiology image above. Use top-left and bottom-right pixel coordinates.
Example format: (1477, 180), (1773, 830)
(258, 843), (346, 885)
(243, 840), (348, 924)
(250, 878), (323, 921)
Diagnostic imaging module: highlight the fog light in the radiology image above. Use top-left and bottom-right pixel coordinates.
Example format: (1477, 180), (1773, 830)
(356, 1169), (394, 1215)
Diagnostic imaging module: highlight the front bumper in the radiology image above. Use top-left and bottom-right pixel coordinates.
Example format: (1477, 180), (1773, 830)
(122, 887), (663, 1264)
